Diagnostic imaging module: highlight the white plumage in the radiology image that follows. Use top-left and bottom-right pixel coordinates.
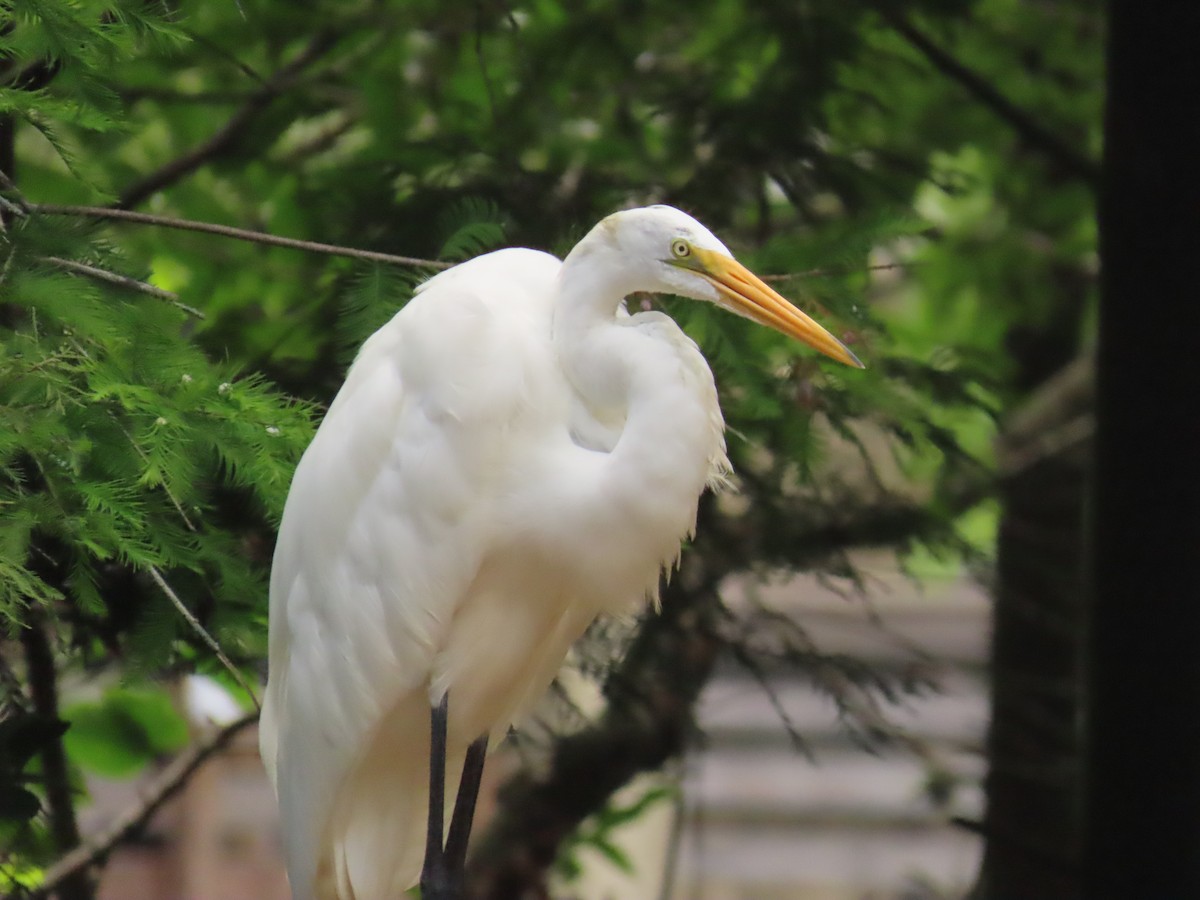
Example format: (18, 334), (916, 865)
(259, 206), (859, 899)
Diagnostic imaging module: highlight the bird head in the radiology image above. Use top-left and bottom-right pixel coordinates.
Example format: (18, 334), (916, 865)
(602, 205), (863, 368)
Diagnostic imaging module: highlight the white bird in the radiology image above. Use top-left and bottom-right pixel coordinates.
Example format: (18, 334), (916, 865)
(259, 205), (861, 900)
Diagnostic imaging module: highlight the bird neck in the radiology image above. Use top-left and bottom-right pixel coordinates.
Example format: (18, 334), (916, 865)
(553, 241), (642, 408)
(551, 244), (726, 579)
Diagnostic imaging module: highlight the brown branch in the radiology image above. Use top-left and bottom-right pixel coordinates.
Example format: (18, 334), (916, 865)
(20, 611), (93, 900)
(881, 11), (1100, 190)
(32, 712), (259, 898)
(41, 257), (205, 318)
(762, 261), (908, 282)
(147, 566), (260, 711)
(116, 30), (341, 209)
(32, 204), (450, 271)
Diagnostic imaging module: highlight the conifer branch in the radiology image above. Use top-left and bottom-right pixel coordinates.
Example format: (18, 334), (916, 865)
(32, 204), (451, 271)
(42, 257), (205, 319)
(116, 30), (342, 209)
(147, 566), (261, 711)
(31, 712), (259, 899)
(115, 424), (200, 534)
(881, 12), (1101, 189)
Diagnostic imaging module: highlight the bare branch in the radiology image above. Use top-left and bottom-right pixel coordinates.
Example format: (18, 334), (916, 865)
(998, 350), (1094, 477)
(0, 168), (31, 217)
(117, 31), (342, 209)
(147, 566), (260, 711)
(31, 206), (901, 284)
(41, 257), (205, 319)
(31, 713), (259, 898)
(762, 261), (908, 282)
(32, 204), (450, 271)
(881, 12), (1101, 190)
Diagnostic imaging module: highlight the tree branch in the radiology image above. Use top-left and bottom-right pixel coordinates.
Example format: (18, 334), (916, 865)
(116, 30), (341, 209)
(881, 11), (1101, 190)
(762, 261), (908, 282)
(147, 566), (260, 711)
(41, 257), (205, 319)
(997, 350), (1094, 476)
(20, 610), (93, 900)
(32, 204), (450, 271)
(31, 713), (259, 899)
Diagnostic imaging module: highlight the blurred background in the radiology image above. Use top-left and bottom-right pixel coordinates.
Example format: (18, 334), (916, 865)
(1, 0), (1106, 898)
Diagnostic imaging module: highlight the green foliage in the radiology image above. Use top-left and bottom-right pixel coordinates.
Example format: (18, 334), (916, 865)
(335, 263), (418, 366)
(1, 2), (315, 877)
(0, 222), (313, 626)
(0, 0), (1100, 886)
(0, 714), (68, 823)
(553, 784), (676, 882)
(437, 197), (508, 262)
(62, 687), (189, 778)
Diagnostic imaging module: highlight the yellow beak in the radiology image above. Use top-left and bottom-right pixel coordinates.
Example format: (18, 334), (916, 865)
(692, 248), (864, 368)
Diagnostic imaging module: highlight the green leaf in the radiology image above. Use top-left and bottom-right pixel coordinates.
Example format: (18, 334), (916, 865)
(437, 197), (508, 261)
(587, 835), (634, 874)
(62, 688), (189, 778)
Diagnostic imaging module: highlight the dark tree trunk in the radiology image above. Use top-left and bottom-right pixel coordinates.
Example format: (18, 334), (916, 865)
(1083, 2), (1200, 896)
(976, 357), (1091, 899)
(21, 612), (95, 900)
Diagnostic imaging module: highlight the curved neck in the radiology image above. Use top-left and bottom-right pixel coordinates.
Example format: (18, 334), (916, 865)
(550, 242), (727, 569)
(552, 240), (640, 408)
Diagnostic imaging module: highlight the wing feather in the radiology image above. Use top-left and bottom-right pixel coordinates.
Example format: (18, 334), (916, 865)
(260, 249), (566, 899)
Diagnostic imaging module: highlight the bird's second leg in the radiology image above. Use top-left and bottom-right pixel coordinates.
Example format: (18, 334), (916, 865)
(444, 734), (488, 879)
(420, 696), (488, 900)
(420, 694), (454, 899)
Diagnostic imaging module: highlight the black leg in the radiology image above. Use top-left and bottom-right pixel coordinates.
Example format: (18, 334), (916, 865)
(444, 734), (488, 876)
(420, 695), (451, 898)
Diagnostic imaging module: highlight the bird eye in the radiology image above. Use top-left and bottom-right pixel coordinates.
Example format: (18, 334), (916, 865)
(671, 239), (691, 258)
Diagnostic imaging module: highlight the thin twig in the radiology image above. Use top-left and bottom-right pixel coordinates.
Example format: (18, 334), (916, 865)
(0, 131), (24, 233)
(763, 261), (907, 282)
(42, 256), (205, 319)
(31, 712), (259, 898)
(0, 193), (27, 220)
(117, 30), (342, 209)
(147, 566), (261, 711)
(881, 11), (1100, 190)
(727, 642), (815, 760)
(0, 168), (26, 201)
(34, 203), (908, 281)
(32, 204), (450, 271)
(115, 421), (199, 534)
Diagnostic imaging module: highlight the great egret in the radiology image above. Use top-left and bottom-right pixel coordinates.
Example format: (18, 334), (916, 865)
(259, 205), (861, 900)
